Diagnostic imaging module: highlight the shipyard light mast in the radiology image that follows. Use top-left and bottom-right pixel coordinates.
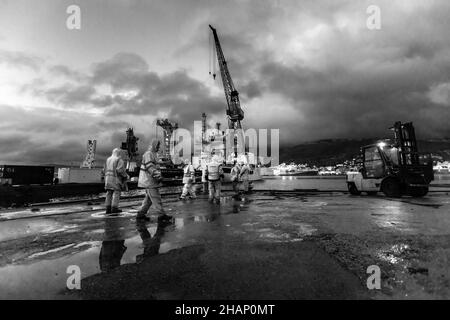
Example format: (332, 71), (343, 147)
(209, 24), (245, 160)
(81, 140), (96, 169)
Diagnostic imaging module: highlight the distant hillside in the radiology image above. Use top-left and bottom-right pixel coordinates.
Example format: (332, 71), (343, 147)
(280, 139), (450, 166)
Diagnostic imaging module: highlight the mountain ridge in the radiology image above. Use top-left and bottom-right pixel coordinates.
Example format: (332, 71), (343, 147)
(279, 139), (450, 166)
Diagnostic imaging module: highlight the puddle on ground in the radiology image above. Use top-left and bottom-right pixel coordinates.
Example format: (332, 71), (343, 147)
(0, 220), (194, 299)
(0, 196), (319, 299)
(0, 202), (252, 299)
(0, 219), (77, 242)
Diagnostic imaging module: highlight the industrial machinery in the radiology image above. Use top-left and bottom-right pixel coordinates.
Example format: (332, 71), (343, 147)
(347, 121), (434, 197)
(0, 165), (54, 185)
(209, 24), (245, 159)
(156, 118), (179, 165)
(121, 128), (140, 177)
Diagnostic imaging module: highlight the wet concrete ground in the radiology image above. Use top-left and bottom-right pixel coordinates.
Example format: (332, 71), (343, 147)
(0, 191), (449, 299)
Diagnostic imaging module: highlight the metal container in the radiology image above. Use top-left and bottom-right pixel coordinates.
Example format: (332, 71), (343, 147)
(0, 165), (54, 185)
(57, 167), (103, 184)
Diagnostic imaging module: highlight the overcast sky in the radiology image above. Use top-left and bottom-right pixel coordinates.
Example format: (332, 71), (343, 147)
(1, 0), (450, 164)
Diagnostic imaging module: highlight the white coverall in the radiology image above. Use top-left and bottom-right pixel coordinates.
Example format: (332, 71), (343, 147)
(137, 140), (164, 217)
(104, 148), (129, 210)
(206, 158), (224, 203)
(181, 163), (196, 199)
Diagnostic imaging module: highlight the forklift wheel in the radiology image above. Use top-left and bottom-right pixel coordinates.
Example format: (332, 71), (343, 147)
(348, 183), (361, 195)
(381, 178), (401, 198)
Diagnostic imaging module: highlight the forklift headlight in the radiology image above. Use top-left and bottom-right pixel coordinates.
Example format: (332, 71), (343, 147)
(377, 141), (387, 149)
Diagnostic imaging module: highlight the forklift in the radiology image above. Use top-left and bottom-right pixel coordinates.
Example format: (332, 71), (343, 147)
(347, 122), (434, 197)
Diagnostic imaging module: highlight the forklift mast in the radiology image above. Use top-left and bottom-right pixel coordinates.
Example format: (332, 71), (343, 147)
(391, 121), (420, 166)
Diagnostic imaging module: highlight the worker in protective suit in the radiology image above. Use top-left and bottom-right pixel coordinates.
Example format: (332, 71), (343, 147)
(104, 148), (129, 214)
(239, 159), (250, 194)
(230, 161), (241, 199)
(205, 155), (224, 204)
(180, 158), (196, 200)
(136, 139), (172, 223)
(201, 162), (208, 194)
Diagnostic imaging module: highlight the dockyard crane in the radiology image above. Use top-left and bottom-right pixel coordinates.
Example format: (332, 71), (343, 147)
(209, 24), (245, 159)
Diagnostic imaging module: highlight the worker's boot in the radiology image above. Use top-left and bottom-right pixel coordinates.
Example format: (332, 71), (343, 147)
(105, 206), (112, 214)
(136, 215), (150, 222)
(136, 209), (150, 221)
(111, 207), (122, 214)
(158, 214), (173, 224)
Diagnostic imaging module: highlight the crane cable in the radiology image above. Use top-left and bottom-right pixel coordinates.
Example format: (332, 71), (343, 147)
(209, 30), (212, 76)
(209, 31), (216, 80)
(213, 42), (217, 80)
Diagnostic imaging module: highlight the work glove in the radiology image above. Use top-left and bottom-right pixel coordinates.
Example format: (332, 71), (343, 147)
(152, 169), (162, 182)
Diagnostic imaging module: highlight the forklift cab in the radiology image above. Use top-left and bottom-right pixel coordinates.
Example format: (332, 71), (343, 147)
(361, 144), (386, 179)
(349, 143), (389, 193)
(361, 142), (400, 178)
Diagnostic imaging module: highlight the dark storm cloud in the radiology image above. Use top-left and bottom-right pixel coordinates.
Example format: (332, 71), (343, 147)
(5, 0), (450, 167)
(260, 59), (450, 141)
(240, 81), (262, 99)
(99, 64), (226, 126)
(181, 0), (450, 143)
(33, 52), (227, 128)
(209, 0), (450, 143)
(0, 50), (44, 70)
(91, 52), (151, 90)
(44, 85), (96, 107)
(0, 133), (85, 165)
(0, 104), (130, 165)
(19, 140), (87, 165)
(0, 134), (34, 162)
(49, 65), (86, 82)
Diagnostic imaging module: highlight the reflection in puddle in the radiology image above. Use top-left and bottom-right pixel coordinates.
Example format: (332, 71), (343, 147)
(0, 197), (320, 298)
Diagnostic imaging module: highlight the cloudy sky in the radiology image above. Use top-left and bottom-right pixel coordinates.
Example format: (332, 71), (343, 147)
(1, 0), (450, 164)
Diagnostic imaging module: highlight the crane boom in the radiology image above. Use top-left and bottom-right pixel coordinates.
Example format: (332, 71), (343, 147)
(209, 25), (244, 127)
